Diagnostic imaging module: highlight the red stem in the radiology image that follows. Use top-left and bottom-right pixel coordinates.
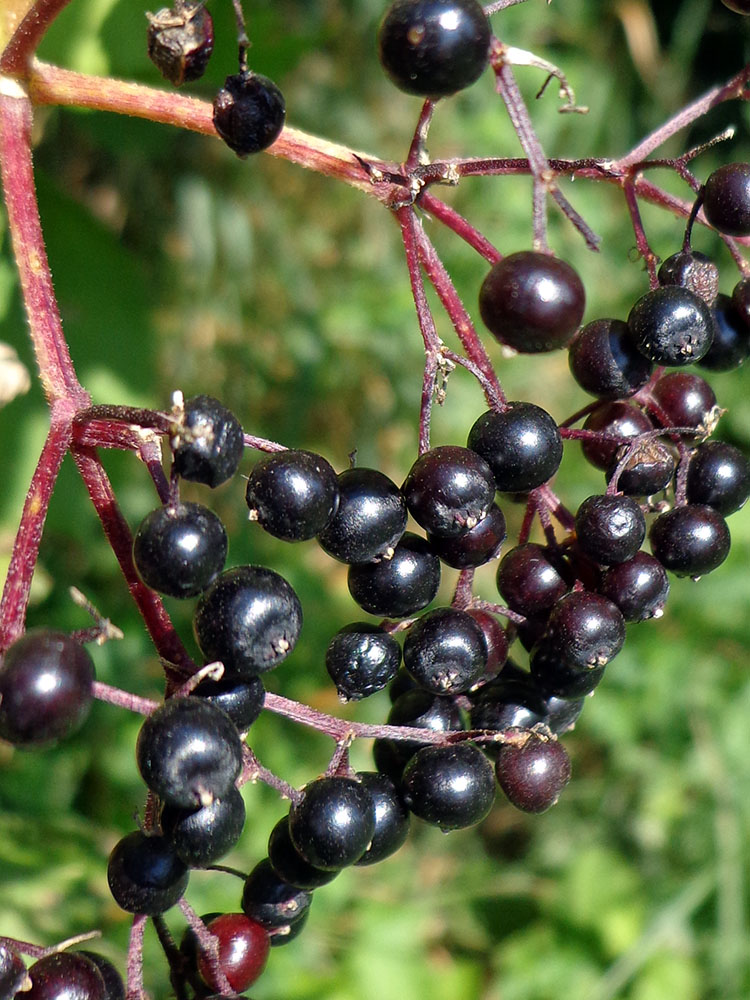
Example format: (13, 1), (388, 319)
(0, 0), (74, 74)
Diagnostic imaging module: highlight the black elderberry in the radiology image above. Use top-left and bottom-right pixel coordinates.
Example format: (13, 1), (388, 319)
(702, 162), (750, 236)
(325, 623), (402, 701)
(427, 501), (506, 568)
(133, 501), (227, 598)
(465, 608), (509, 676)
(24, 953), (106, 1000)
(568, 318), (653, 399)
(479, 251), (586, 353)
(317, 467), (407, 563)
(700, 293), (750, 371)
(0, 629), (95, 747)
(384, 688), (466, 775)
(269, 908), (309, 947)
(627, 285), (715, 366)
(606, 438), (676, 497)
(0, 943), (28, 999)
(147, 1), (214, 86)
(173, 394), (244, 488)
(403, 606), (488, 694)
(581, 401), (653, 471)
(107, 830), (189, 915)
(648, 372), (718, 433)
(657, 249), (719, 306)
(246, 449), (339, 542)
(353, 771), (411, 865)
(685, 440), (750, 515)
(574, 494), (646, 565)
(136, 696), (243, 809)
(495, 731), (571, 813)
(377, 0), (491, 98)
(267, 816), (339, 889)
(213, 72), (286, 157)
(541, 591), (625, 670)
(192, 673), (265, 732)
(347, 532), (440, 618)
(76, 953), (125, 1000)
(194, 565), (303, 676)
(599, 551), (670, 622)
(529, 641), (607, 700)
(242, 857), (314, 929)
(496, 542), (568, 617)
(468, 402), (563, 493)
(402, 445), (496, 537)
(469, 676), (548, 751)
(161, 785), (246, 867)
(401, 742), (495, 830)
(650, 504), (731, 577)
(288, 776), (376, 870)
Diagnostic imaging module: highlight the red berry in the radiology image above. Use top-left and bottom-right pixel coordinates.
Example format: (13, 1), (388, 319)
(197, 913), (270, 993)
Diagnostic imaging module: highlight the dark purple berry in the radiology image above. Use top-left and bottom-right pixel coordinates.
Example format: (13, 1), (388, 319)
(246, 449), (338, 542)
(468, 402), (563, 492)
(267, 816), (338, 890)
(378, 0), (491, 98)
(574, 494), (646, 565)
(382, 688), (466, 777)
(325, 622), (402, 701)
(76, 953), (124, 1000)
(161, 785), (246, 867)
(213, 72), (286, 158)
(568, 318), (653, 399)
(479, 251), (585, 353)
(702, 162), (750, 236)
(107, 831), (189, 915)
(542, 591), (626, 670)
(194, 565), (303, 676)
(289, 776), (376, 870)
(465, 608), (509, 676)
(469, 676), (548, 750)
(401, 743), (495, 830)
(529, 641), (607, 699)
(317, 467), (407, 563)
(133, 502), (227, 598)
(353, 771), (410, 865)
(495, 731), (571, 813)
(347, 532), (440, 618)
(648, 372), (718, 432)
(402, 445), (496, 537)
(606, 438), (676, 497)
(173, 394), (244, 488)
(581, 401), (653, 471)
(403, 607), (487, 694)
(599, 551), (670, 622)
(192, 674), (265, 732)
(0, 943), (28, 999)
(496, 542), (568, 616)
(657, 249), (719, 305)
(24, 953), (105, 1000)
(0, 629), (95, 747)
(242, 857), (314, 930)
(650, 504), (731, 577)
(628, 285), (715, 365)
(685, 440), (750, 515)
(147, 2), (214, 86)
(427, 502), (506, 568)
(700, 293), (750, 371)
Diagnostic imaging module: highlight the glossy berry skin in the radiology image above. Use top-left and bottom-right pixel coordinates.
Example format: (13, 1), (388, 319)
(0, 629), (95, 747)
(197, 913), (270, 993)
(403, 607), (488, 695)
(347, 532), (440, 618)
(0, 943), (28, 999)
(213, 72), (286, 157)
(289, 776), (376, 870)
(318, 467), (407, 563)
(107, 831), (189, 915)
(471, 668), (584, 740)
(495, 732), (571, 813)
(133, 502), (227, 598)
(192, 674), (265, 732)
(606, 439), (676, 497)
(378, 688), (466, 779)
(657, 249), (719, 305)
(402, 445), (496, 537)
(628, 286), (715, 365)
(267, 817), (338, 890)
(702, 162), (750, 236)
(377, 0), (491, 98)
(353, 771), (410, 866)
(401, 743), (495, 830)
(496, 542), (568, 617)
(194, 566), (303, 676)
(136, 697), (243, 809)
(246, 449), (339, 542)
(161, 785), (246, 867)
(243, 856), (315, 926)
(574, 494), (646, 565)
(648, 372), (717, 432)
(701, 293), (750, 371)
(568, 318), (653, 399)
(24, 953), (105, 1000)
(530, 641), (606, 700)
(465, 609), (509, 676)
(468, 402), (563, 493)
(147, 2), (214, 86)
(76, 953), (124, 1000)
(173, 395), (244, 487)
(542, 591), (626, 670)
(685, 441), (750, 515)
(599, 551), (670, 622)
(581, 401), (653, 471)
(479, 251), (586, 353)
(650, 504), (731, 577)
(325, 623), (402, 701)
(428, 502), (506, 568)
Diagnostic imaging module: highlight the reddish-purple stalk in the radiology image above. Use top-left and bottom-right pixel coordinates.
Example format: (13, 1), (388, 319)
(177, 900), (234, 999)
(125, 915), (148, 1000)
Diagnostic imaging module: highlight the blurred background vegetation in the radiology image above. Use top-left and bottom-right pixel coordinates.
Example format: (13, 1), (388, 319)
(2, 0), (750, 997)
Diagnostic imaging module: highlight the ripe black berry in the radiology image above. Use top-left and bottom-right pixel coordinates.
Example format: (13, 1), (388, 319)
(267, 816), (338, 890)
(650, 504), (731, 577)
(161, 785), (246, 867)
(377, 0), (491, 98)
(496, 542), (568, 617)
(702, 162), (750, 236)
(133, 501), (227, 598)
(402, 445), (496, 537)
(495, 731), (571, 813)
(136, 696), (243, 809)
(107, 830), (189, 915)
(246, 449), (339, 541)
(541, 591), (625, 670)
(657, 249), (719, 306)
(196, 913), (270, 993)
(289, 776), (376, 870)
(479, 251), (586, 353)
(627, 286), (715, 365)
(213, 72), (286, 157)
(317, 467), (407, 563)
(700, 293), (750, 371)
(194, 565), (303, 676)
(347, 532), (441, 618)
(529, 641), (606, 699)
(403, 607), (488, 694)
(0, 943), (28, 999)
(325, 622), (402, 701)
(401, 742), (495, 830)
(469, 676), (547, 745)
(468, 402), (563, 493)
(192, 673), (265, 732)
(599, 551), (670, 622)
(428, 502), (506, 568)
(242, 857), (314, 928)
(648, 372), (718, 432)
(173, 394), (244, 488)
(76, 953), (124, 1000)
(568, 318), (653, 399)
(353, 771), (410, 865)
(465, 608), (509, 675)
(606, 438), (676, 497)
(0, 629), (95, 747)
(685, 440), (750, 515)
(581, 400), (653, 471)
(379, 688), (466, 779)
(147, 1), (214, 86)
(24, 952), (105, 1000)
(574, 494), (646, 565)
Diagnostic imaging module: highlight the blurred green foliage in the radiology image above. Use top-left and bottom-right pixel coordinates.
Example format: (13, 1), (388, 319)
(2, 1), (750, 998)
